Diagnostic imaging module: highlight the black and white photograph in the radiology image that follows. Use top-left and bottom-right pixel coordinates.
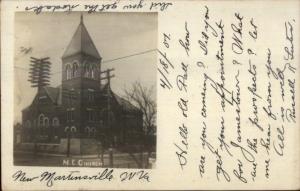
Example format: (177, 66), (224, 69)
(2, 0), (300, 190)
(13, 12), (157, 168)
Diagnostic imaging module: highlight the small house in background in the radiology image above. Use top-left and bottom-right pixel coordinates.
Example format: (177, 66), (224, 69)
(20, 15), (143, 155)
(13, 123), (22, 147)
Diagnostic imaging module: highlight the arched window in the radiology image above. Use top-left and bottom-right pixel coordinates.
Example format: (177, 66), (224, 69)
(72, 62), (79, 78)
(91, 66), (95, 79)
(44, 117), (49, 127)
(71, 126), (77, 133)
(91, 127), (96, 137)
(84, 64), (96, 79)
(52, 117), (59, 126)
(87, 66), (91, 78)
(66, 65), (72, 80)
(84, 65), (90, 78)
(38, 114), (44, 127)
(64, 126), (70, 132)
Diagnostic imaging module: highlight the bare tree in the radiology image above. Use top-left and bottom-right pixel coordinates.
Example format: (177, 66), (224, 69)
(124, 81), (156, 136)
(123, 81), (156, 168)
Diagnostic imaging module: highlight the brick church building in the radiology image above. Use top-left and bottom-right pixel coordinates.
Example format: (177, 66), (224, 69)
(20, 16), (143, 154)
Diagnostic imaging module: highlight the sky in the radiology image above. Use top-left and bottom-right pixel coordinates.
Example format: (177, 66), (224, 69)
(14, 12), (157, 123)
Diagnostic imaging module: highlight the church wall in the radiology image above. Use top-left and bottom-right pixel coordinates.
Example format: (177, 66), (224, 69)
(61, 51), (102, 139)
(21, 90), (64, 143)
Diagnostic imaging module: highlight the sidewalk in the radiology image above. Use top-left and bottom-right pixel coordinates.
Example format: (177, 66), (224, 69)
(14, 150), (149, 159)
(14, 150), (155, 168)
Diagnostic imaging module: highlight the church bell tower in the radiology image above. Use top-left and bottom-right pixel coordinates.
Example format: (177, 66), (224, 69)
(61, 15), (102, 142)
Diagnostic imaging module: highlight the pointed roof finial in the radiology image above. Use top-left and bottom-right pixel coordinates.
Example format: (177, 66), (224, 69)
(80, 13), (83, 24)
(62, 12), (101, 59)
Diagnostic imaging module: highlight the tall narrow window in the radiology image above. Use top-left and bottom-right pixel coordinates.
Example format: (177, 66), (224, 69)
(38, 114), (44, 127)
(87, 109), (96, 122)
(66, 65), (72, 80)
(67, 109), (75, 121)
(88, 89), (94, 102)
(91, 66), (95, 79)
(64, 126), (70, 132)
(72, 62), (78, 78)
(88, 67), (92, 78)
(52, 117), (59, 126)
(71, 126), (77, 133)
(84, 65), (90, 78)
(91, 127), (96, 137)
(83, 64), (96, 79)
(44, 117), (49, 127)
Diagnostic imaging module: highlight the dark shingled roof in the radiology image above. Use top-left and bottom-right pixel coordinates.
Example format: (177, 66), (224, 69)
(22, 86), (61, 112)
(62, 16), (101, 59)
(23, 84), (140, 114)
(44, 86), (61, 104)
(113, 94), (141, 113)
(101, 83), (141, 113)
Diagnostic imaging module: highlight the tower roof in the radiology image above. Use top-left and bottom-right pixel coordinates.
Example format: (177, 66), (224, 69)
(62, 15), (101, 59)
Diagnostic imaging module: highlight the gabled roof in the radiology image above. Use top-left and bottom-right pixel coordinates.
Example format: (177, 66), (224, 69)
(62, 15), (101, 59)
(44, 86), (60, 104)
(22, 86), (62, 112)
(23, 84), (140, 114)
(101, 83), (141, 113)
(113, 94), (141, 113)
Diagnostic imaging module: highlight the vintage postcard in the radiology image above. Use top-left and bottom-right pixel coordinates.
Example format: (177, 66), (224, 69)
(1, 0), (300, 190)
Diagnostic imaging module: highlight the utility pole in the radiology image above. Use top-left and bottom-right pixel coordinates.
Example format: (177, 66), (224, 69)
(100, 68), (115, 166)
(28, 57), (51, 155)
(28, 57), (51, 91)
(100, 68), (115, 130)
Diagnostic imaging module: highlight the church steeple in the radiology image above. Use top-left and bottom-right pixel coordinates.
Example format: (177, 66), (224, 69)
(62, 15), (101, 60)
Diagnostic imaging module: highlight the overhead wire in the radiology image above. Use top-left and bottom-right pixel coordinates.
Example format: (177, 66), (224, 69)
(14, 48), (158, 75)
